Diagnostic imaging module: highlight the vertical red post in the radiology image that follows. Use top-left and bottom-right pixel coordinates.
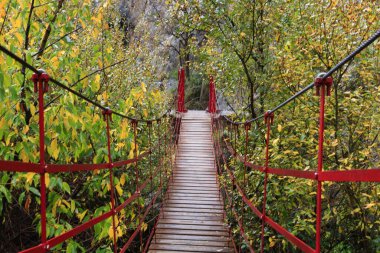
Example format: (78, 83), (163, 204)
(32, 72), (49, 251)
(208, 76), (217, 114)
(177, 68), (187, 113)
(102, 108), (117, 253)
(242, 122), (250, 224)
(131, 119), (142, 249)
(315, 73), (333, 253)
(261, 111), (274, 253)
(157, 119), (163, 222)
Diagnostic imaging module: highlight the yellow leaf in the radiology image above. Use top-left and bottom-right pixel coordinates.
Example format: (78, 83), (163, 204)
(141, 82), (147, 92)
(30, 104), (36, 115)
(92, 75), (101, 92)
(71, 200), (75, 213)
(14, 33), (23, 45)
(12, 19), (22, 29)
(141, 222), (148, 232)
(116, 184), (123, 196)
(120, 174), (126, 186)
(20, 150), (29, 162)
(128, 147), (135, 159)
(25, 172), (36, 184)
(45, 174), (50, 187)
(277, 124), (282, 132)
(240, 32), (246, 38)
(269, 237), (276, 247)
(117, 226), (122, 238)
(51, 56), (59, 69)
(108, 225), (115, 240)
(50, 139), (60, 160)
(0, 117), (6, 128)
(61, 199), (70, 209)
(22, 125), (29, 134)
(365, 202), (377, 209)
(77, 209), (88, 222)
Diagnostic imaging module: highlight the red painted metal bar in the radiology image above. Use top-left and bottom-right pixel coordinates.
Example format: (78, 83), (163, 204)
(260, 111), (273, 253)
(32, 72), (49, 252)
(121, 119), (180, 253)
(315, 74), (332, 253)
(208, 76), (217, 113)
(265, 216), (315, 253)
(220, 145), (254, 251)
(177, 68), (187, 113)
(20, 192), (140, 253)
(0, 161), (42, 173)
(131, 119), (143, 250)
(120, 182), (163, 253)
(103, 108), (118, 253)
(214, 119), (239, 253)
(46, 163), (109, 173)
(319, 169), (380, 182)
(223, 143), (315, 253)
(219, 119), (317, 253)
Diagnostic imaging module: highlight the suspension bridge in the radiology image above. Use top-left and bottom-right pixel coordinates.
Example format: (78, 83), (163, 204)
(0, 30), (379, 253)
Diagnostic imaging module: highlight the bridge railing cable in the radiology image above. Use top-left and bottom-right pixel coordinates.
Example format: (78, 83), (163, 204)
(211, 29), (380, 253)
(221, 29), (380, 125)
(0, 43), (181, 253)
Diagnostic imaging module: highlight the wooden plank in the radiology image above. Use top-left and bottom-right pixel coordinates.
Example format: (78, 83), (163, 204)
(151, 238), (230, 247)
(149, 244), (233, 252)
(160, 213), (224, 221)
(148, 111), (232, 252)
(155, 228), (228, 237)
(153, 233), (231, 242)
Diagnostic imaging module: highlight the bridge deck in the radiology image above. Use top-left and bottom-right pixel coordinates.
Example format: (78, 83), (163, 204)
(148, 110), (233, 253)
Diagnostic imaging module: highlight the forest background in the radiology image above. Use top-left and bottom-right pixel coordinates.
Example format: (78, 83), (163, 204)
(0, 0), (379, 252)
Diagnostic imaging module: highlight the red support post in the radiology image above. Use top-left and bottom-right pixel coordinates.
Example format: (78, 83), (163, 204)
(315, 73), (333, 253)
(102, 108), (117, 253)
(261, 110), (274, 253)
(208, 76), (217, 114)
(177, 68), (187, 113)
(131, 119), (142, 250)
(32, 71), (49, 251)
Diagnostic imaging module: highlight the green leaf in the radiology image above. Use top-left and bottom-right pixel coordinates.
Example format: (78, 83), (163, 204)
(29, 187), (41, 197)
(62, 182), (71, 194)
(0, 185), (11, 203)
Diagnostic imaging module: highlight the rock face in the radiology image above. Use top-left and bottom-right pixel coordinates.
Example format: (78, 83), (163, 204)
(118, 0), (178, 79)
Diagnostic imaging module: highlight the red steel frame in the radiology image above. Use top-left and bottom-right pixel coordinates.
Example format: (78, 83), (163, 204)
(177, 67), (187, 113)
(212, 75), (380, 253)
(0, 72), (181, 253)
(208, 75), (217, 114)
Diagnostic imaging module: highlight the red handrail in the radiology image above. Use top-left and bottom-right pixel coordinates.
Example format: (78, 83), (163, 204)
(0, 69), (181, 252)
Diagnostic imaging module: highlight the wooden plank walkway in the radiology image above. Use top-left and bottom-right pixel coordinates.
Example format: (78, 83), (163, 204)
(148, 110), (233, 253)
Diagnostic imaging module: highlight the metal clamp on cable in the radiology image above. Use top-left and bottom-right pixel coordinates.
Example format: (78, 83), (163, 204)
(264, 110), (274, 125)
(314, 72), (333, 96)
(244, 122), (251, 130)
(31, 69), (49, 93)
(102, 107), (112, 121)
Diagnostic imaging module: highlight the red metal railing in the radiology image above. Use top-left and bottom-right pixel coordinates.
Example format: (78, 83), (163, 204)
(0, 44), (182, 252)
(211, 29), (380, 253)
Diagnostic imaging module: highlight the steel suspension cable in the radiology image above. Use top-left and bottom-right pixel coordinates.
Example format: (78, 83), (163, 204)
(0, 44), (174, 123)
(223, 29), (380, 125)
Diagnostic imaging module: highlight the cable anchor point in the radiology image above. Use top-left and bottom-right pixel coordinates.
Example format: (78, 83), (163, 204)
(314, 72), (333, 96)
